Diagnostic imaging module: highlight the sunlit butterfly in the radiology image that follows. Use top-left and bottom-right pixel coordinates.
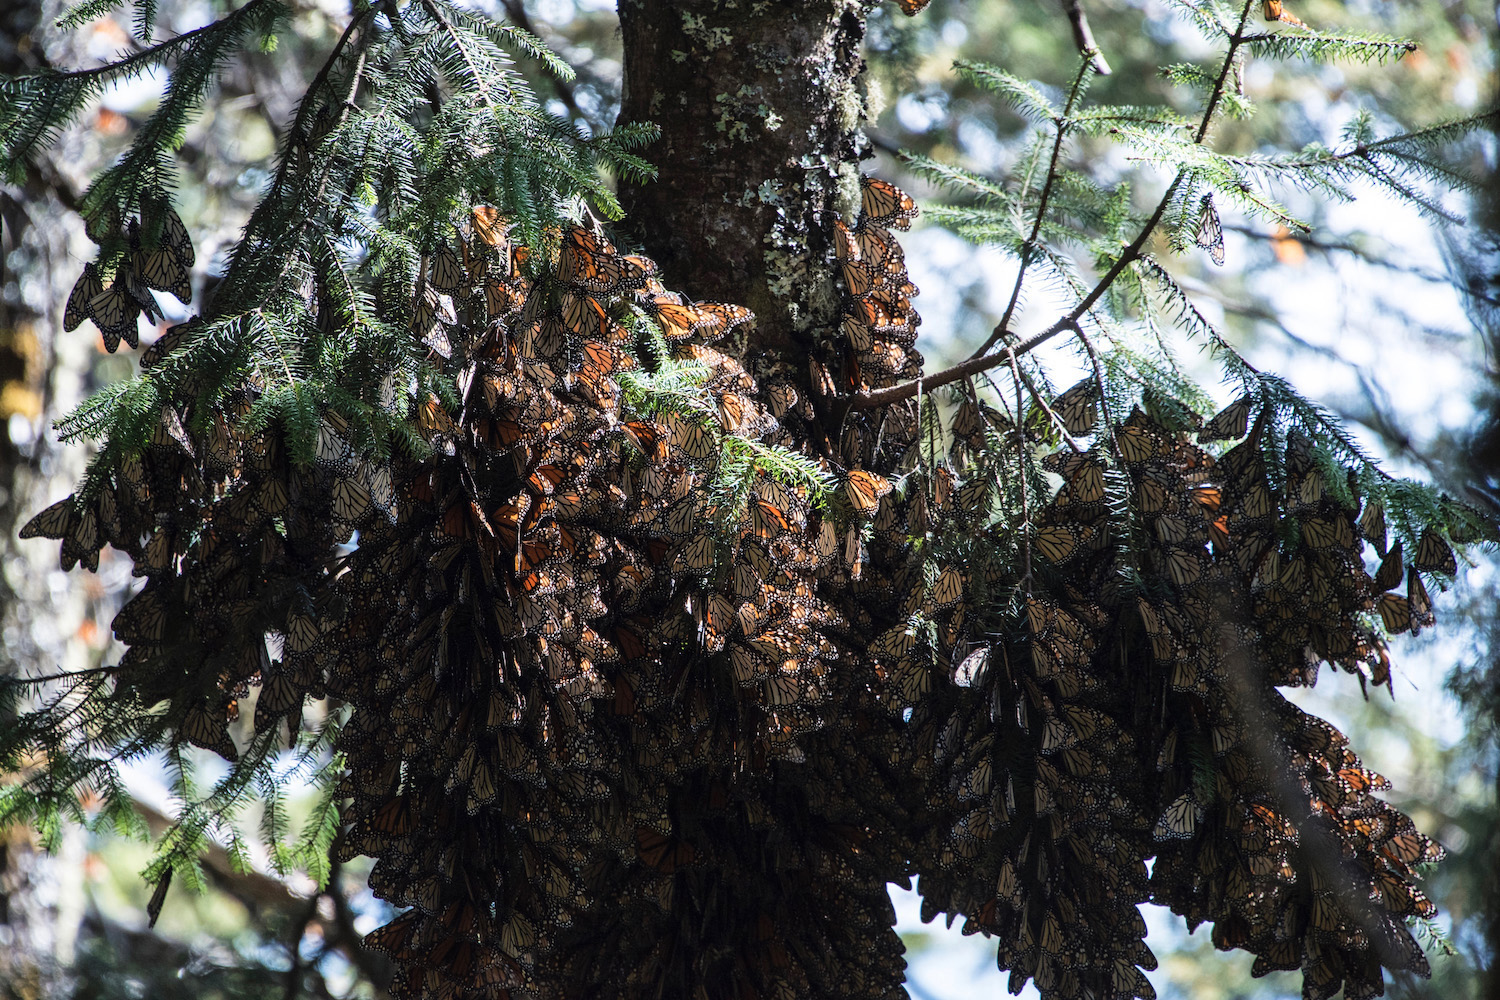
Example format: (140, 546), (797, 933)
(471, 205), (511, 250)
(1262, 0), (1307, 26)
(860, 176), (918, 231)
(1052, 379), (1098, 436)
(844, 470), (892, 517)
(1195, 194), (1224, 266)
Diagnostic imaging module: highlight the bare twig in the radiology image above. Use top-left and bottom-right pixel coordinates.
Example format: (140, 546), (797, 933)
(1060, 0), (1112, 76)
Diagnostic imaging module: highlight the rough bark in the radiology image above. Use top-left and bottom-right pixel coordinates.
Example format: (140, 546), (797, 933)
(616, 0), (869, 364)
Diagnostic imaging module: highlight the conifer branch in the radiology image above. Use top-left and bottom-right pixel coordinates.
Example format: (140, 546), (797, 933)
(230, 2), (379, 282)
(854, 0), (1261, 411)
(970, 57), (1094, 361)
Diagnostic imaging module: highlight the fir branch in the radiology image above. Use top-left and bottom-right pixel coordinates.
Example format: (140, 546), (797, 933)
(969, 56), (1097, 360)
(1, 0), (286, 179)
(854, 0), (1268, 411)
(1240, 31), (1416, 64)
(953, 61), (1060, 124)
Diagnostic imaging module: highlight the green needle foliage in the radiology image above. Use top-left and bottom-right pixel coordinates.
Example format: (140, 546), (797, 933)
(1, 0), (1495, 998)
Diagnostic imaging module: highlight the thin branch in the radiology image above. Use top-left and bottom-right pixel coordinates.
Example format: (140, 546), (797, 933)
(1060, 0), (1112, 76)
(499, 0), (581, 116)
(970, 57), (1095, 361)
(10, 0), (276, 84)
(255, 4), (377, 224)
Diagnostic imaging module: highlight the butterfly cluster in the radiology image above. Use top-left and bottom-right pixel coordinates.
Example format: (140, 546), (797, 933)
(24, 175), (1453, 1000)
(894, 392), (1447, 1000)
(63, 203), (195, 352)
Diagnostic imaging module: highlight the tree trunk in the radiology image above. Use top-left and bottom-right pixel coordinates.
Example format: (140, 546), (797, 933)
(616, 0), (869, 364)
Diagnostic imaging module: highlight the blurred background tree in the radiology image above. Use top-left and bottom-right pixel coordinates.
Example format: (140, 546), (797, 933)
(0, 0), (1494, 997)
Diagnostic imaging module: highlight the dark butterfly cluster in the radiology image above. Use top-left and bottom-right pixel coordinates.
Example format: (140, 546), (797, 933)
(24, 175), (1452, 1000)
(889, 390), (1448, 1000)
(29, 192), (936, 997)
(63, 202), (195, 352)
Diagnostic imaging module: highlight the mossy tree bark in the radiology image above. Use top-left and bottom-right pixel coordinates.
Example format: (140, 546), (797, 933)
(616, 0), (870, 365)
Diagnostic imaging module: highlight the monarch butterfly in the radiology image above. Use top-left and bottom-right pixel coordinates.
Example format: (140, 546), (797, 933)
(1262, 0), (1307, 26)
(695, 302), (753, 341)
(182, 702), (238, 760)
(1379, 826), (1443, 865)
(558, 226), (639, 293)
(561, 292), (611, 339)
(1300, 515), (1353, 550)
(63, 264), (104, 332)
(636, 826), (696, 873)
(715, 392), (752, 433)
(841, 258), (875, 297)
(87, 283), (141, 353)
(522, 314), (567, 361)
(1114, 422), (1156, 465)
(1412, 529), (1456, 575)
(846, 294), (908, 334)
(749, 498), (791, 540)
(930, 566), (965, 608)
(1358, 500), (1389, 554)
(134, 245), (191, 303)
(1407, 567), (1434, 628)
(114, 588), (167, 643)
(331, 473), (373, 522)
(764, 382), (798, 418)
(1053, 379), (1098, 436)
(1202, 396), (1252, 441)
(1373, 541), (1404, 591)
(1035, 525), (1079, 563)
(20, 495), (79, 541)
(763, 674), (804, 707)
(1154, 792), (1199, 840)
(844, 469), (892, 516)
(935, 480), (982, 525)
(471, 205), (511, 250)
(1060, 461), (1107, 512)
(650, 297), (703, 340)
(484, 276), (527, 319)
(285, 611), (320, 654)
(465, 758), (497, 813)
(854, 222), (899, 267)
(1195, 194), (1224, 266)
(1233, 481), (1274, 524)
(860, 176), (918, 230)
(662, 496), (701, 539)
(622, 420), (668, 462)
(897, 0), (932, 14)
(668, 411), (719, 462)
(677, 534), (716, 574)
(159, 205), (195, 267)
(1249, 939), (1302, 977)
